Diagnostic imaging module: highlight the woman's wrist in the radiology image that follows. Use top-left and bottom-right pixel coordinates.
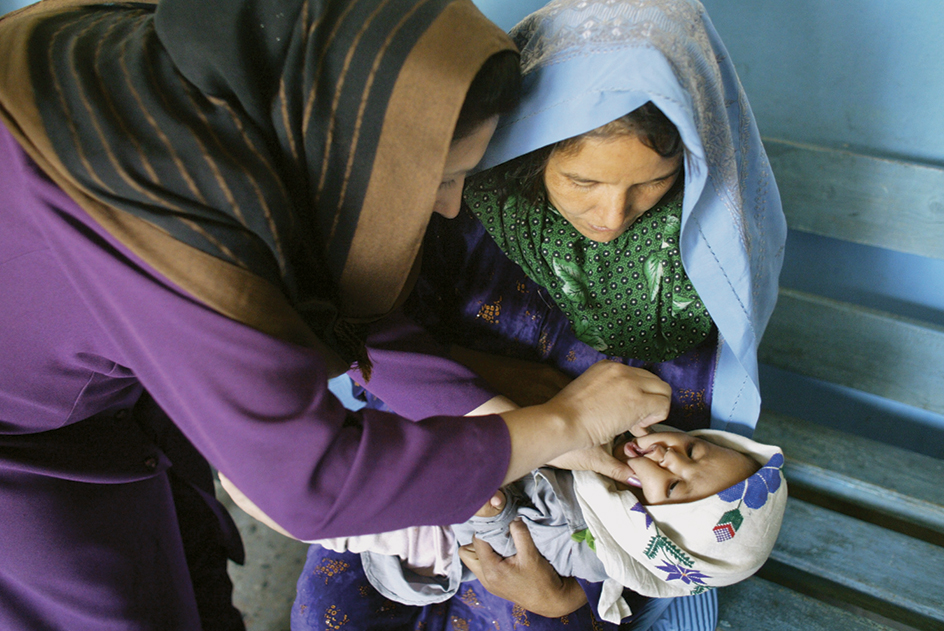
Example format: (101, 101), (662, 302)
(498, 402), (584, 485)
(525, 576), (587, 618)
(557, 576), (590, 616)
(466, 394), (519, 416)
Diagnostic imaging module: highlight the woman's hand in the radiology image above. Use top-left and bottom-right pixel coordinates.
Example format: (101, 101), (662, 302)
(548, 443), (637, 486)
(475, 490), (507, 517)
(498, 360), (670, 484)
(458, 519), (588, 617)
(544, 360), (671, 445)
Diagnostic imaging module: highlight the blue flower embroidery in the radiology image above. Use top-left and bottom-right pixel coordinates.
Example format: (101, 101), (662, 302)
(655, 562), (710, 585)
(631, 501), (653, 529)
(718, 453), (783, 509)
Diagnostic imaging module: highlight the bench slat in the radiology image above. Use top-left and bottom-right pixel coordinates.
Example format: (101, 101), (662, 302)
(766, 138), (944, 260)
(755, 411), (944, 539)
(764, 498), (944, 630)
(759, 288), (944, 415)
(734, 139), (944, 630)
(717, 577), (897, 631)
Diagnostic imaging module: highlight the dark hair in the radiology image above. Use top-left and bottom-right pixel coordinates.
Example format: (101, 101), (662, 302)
(563, 101), (683, 159)
(452, 50), (521, 141)
(496, 101), (682, 204)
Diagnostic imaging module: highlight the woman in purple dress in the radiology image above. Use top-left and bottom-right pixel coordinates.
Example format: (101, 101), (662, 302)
(0, 0), (677, 628)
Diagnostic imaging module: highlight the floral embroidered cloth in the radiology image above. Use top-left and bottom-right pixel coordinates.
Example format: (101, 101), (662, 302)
(573, 428), (787, 623)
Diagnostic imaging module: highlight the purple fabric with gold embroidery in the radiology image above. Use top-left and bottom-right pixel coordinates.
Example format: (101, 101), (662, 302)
(407, 210), (717, 431)
(292, 547), (672, 630)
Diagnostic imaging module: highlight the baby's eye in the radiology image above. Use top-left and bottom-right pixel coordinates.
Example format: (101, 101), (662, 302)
(686, 442), (695, 457)
(667, 480), (679, 497)
(568, 178), (596, 189)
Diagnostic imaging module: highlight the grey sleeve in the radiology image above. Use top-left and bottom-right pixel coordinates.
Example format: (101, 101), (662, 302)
(455, 472), (610, 583)
(360, 550), (463, 606)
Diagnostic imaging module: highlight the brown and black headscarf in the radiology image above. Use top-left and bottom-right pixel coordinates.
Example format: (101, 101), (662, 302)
(0, 0), (514, 374)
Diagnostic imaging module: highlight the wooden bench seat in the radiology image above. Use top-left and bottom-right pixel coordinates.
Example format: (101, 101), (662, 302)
(752, 413), (944, 631)
(756, 411), (944, 547)
(717, 139), (944, 630)
(717, 576), (899, 631)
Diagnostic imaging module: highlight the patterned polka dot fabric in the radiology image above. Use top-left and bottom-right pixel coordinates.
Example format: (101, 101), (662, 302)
(464, 172), (713, 362)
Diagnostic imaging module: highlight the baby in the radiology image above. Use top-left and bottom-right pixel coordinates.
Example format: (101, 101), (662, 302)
(613, 428), (762, 503)
(316, 426), (787, 624)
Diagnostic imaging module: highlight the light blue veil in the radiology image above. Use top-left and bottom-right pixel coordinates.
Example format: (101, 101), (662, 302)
(479, 0), (787, 435)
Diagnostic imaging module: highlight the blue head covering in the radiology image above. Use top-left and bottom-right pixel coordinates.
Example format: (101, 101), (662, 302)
(479, 0), (787, 435)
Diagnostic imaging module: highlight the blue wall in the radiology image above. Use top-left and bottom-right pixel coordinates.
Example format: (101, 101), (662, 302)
(701, 0), (944, 165)
(0, 0), (31, 15)
(472, 0), (547, 31)
(700, 0), (944, 456)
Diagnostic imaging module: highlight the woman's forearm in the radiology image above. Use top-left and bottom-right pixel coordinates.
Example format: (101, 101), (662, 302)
(499, 403), (575, 485)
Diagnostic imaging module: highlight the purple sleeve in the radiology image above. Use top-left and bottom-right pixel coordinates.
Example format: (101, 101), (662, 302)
(352, 310), (498, 420)
(575, 578), (660, 625)
(575, 577), (605, 614)
(32, 183), (511, 541)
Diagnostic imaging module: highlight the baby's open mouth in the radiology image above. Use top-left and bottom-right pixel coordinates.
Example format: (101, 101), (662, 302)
(621, 441), (649, 489)
(623, 440), (653, 459)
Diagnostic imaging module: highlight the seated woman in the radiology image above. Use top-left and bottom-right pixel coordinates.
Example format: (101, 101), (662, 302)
(318, 426), (788, 625)
(292, 0), (787, 629)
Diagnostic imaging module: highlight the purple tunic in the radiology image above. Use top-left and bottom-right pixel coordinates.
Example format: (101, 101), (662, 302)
(0, 122), (511, 629)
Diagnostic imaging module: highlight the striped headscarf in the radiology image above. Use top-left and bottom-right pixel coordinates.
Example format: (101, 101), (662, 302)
(0, 0), (514, 371)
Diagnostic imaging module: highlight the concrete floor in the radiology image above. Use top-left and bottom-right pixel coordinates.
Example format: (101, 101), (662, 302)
(216, 482), (311, 631)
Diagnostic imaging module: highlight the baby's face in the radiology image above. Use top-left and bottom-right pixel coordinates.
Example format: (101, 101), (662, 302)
(615, 432), (759, 505)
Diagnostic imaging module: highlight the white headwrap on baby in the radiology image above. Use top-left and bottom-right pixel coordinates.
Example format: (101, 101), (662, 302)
(573, 429), (787, 624)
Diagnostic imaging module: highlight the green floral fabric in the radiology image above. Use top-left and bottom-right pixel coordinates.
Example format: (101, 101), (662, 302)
(463, 172), (713, 362)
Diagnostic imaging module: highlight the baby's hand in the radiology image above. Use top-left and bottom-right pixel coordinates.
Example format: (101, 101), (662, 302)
(475, 490), (506, 518)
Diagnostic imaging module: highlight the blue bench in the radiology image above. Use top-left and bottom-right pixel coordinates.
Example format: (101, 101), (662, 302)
(716, 140), (944, 631)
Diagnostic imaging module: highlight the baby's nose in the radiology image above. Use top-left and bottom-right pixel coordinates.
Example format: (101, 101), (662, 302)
(645, 444), (668, 462)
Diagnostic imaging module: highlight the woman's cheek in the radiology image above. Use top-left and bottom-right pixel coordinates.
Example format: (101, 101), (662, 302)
(563, 191), (594, 217)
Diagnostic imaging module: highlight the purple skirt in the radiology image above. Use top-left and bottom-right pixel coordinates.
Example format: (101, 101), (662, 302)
(292, 546), (672, 630)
